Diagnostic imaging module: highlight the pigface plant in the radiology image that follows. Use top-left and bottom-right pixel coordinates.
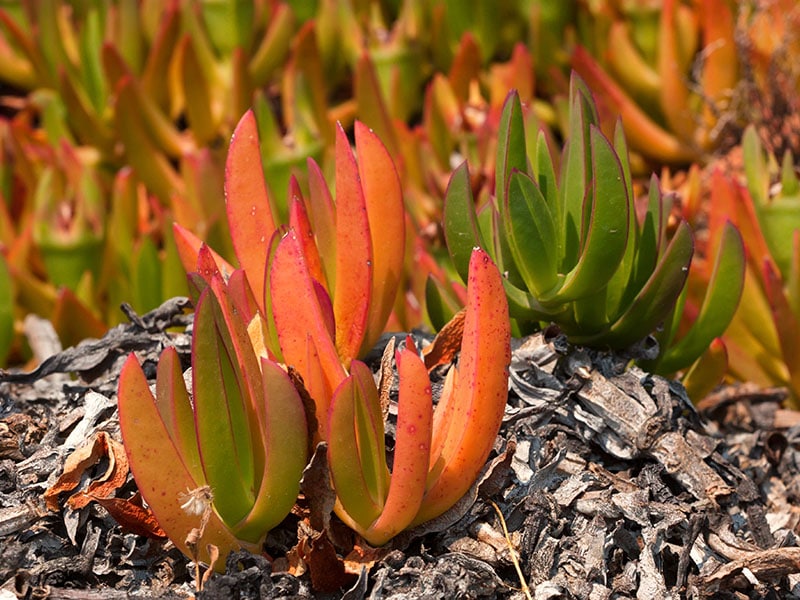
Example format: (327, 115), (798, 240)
(442, 74), (744, 367)
(328, 248), (511, 545)
(117, 269), (309, 568)
(176, 108), (406, 441)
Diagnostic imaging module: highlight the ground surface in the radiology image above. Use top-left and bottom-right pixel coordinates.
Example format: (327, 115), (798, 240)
(1, 299), (800, 599)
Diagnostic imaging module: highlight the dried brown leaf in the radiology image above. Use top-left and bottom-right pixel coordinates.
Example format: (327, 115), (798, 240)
(69, 436), (129, 509)
(44, 432), (109, 511)
(423, 309), (465, 370)
(89, 495), (167, 538)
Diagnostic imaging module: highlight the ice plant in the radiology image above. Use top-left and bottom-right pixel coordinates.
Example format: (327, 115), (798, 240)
(571, 0), (738, 165)
(117, 271), (309, 567)
(328, 248), (511, 545)
(442, 75), (744, 361)
(710, 126), (800, 408)
(174, 109), (405, 440)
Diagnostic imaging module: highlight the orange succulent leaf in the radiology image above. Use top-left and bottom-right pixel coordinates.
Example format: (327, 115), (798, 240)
(366, 338), (432, 545)
(225, 109), (277, 314)
(332, 123), (373, 367)
(355, 121), (406, 355)
(682, 337), (729, 402)
(289, 196), (326, 289)
(698, 0), (738, 135)
(657, 0), (698, 142)
(414, 248), (511, 525)
(227, 268), (260, 326)
(269, 229), (346, 437)
(117, 353), (241, 566)
(172, 223), (234, 279)
(571, 46), (698, 164)
(763, 259), (800, 396)
(306, 157), (337, 289)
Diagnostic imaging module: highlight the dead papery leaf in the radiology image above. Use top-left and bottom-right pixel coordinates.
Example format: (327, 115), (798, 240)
(378, 336), (395, 420)
(423, 308), (465, 370)
(300, 529), (356, 593)
(343, 543), (389, 575)
(69, 436), (129, 509)
(288, 366), (320, 457)
(44, 431), (128, 511)
(88, 495), (167, 539)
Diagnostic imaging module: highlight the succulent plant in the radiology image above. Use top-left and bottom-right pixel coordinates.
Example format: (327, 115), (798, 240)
(710, 125), (800, 408)
(570, 0), (739, 166)
(441, 75), (744, 368)
(329, 248), (510, 546)
(118, 270), (309, 567)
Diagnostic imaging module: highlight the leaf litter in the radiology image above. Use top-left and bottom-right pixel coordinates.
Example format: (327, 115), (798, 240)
(1, 299), (799, 599)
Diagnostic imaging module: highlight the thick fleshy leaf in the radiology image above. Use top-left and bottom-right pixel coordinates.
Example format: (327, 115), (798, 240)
(233, 359), (308, 543)
(443, 162), (483, 283)
(351, 361), (390, 509)
(549, 126), (630, 303)
(114, 77), (184, 202)
(763, 260), (800, 390)
(154, 347), (203, 486)
(225, 110), (276, 313)
(657, 0), (697, 142)
(178, 36), (216, 146)
(332, 123), (372, 366)
(355, 122), (405, 354)
(414, 249), (510, 525)
(366, 340), (432, 545)
(655, 221), (745, 374)
(172, 224), (234, 280)
(682, 338), (728, 402)
(191, 288), (255, 525)
(209, 274), (267, 436)
(495, 90), (528, 218)
(598, 220), (694, 348)
(289, 194), (326, 289)
(571, 46), (698, 163)
(328, 371), (384, 531)
(270, 230), (346, 435)
(117, 354), (240, 566)
(354, 52), (400, 158)
(306, 157), (337, 289)
(504, 170), (559, 297)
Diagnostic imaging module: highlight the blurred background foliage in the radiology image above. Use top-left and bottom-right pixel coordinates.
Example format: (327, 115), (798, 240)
(0, 0), (799, 408)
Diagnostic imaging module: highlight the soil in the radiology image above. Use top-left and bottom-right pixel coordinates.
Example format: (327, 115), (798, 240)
(1, 298), (800, 599)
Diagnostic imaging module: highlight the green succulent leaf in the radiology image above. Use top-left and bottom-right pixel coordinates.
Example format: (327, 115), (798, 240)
(191, 287), (256, 525)
(154, 347), (204, 486)
(327, 367), (385, 530)
(596, 220), (694, 348)
(443, 161), (484, 282)
(496, 90), (528, 213)
(504, 170), (559, 297)
(233, 359), (308, 543)
(547, 126), (630, 303)
(0, 257), (14, 366)
(654, 221), (745, 374)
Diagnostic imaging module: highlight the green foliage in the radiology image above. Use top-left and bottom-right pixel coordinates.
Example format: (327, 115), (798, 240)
(443, 75), (745, 367)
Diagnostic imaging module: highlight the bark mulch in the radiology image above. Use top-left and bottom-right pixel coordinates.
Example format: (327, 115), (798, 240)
(1, 299), (799, 599)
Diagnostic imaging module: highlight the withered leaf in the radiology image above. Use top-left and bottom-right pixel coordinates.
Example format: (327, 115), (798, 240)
(423, 308), (465, 370)
(89, 495), (167, 539)
(69, 436), (129, 510)
(44, 431), (117, 511)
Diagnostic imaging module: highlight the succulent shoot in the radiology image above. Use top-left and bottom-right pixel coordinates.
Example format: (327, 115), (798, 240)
(442, 74), (744, 366)
(117, 272), (309, 567)
(328, 248), (511, 545)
